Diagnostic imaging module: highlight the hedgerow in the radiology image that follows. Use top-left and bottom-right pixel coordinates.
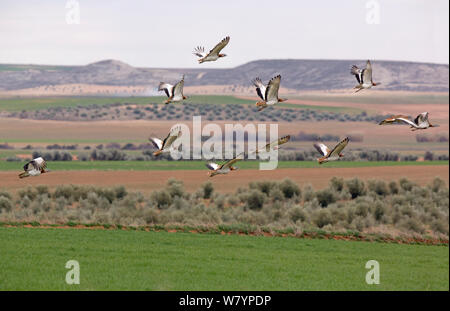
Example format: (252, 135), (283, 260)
(0, 177), (448, 239)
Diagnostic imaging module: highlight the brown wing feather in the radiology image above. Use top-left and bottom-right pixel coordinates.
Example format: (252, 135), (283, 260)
(208, 36), (230, 56)
(264, 75), (281, 102)
(329, 137), (349, 157)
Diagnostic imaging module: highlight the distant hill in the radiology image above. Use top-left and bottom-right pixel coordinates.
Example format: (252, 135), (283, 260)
(0, 59), (448, 92)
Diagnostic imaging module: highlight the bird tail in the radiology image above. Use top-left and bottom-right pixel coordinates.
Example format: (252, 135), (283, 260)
(256, 101), (267, 111)
(19, 172), (29, 179)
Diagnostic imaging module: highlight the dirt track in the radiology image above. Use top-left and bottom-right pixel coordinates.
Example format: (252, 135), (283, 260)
(1, 165), (447, 194)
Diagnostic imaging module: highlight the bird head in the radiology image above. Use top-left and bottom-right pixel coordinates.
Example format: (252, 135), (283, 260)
(230, 166), (238, 171)
(339, 154), (344, 158)
(218, 54), (227, 58)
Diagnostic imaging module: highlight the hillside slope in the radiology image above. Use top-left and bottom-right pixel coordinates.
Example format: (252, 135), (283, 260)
(0, 59), (448, 92)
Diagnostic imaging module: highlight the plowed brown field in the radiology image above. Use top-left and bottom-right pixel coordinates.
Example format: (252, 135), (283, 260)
(1, 165), (447, 194)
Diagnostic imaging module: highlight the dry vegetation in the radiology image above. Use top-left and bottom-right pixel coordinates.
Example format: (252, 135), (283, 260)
(0, 177), (448, 240)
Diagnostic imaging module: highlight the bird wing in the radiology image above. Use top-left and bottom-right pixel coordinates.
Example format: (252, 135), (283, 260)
(220, 152), (244, 169)
(207, 36), (230, 57)
(162, 126), (182, 149)
(193, 46), (207, 58)
(265, 75), (281, 102)
(206, 162), (220, 171)
(158, 82), (173, 98)
(149, 138), (164, 150)
(329, 137), (349, 157)
(172, 76), (185, 98)
(252, 78), (266, 101)
(362, 60), (373, 83)
(23, 160), (34, 171)
(313, 143), (330, 156)
(256, 135), (291, 153)
(24, 157), (46, 172)
(414, 112), (429, 126)
(350, 65), (363, 84)
(35, 157), (47, 170)
(379, 115), (417, 127)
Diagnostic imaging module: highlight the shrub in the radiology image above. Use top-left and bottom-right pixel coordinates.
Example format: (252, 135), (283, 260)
(246, 190), (265, 210)
(346, 178), (366, 199)
(430, 177), (446, 193)
(313, 209), (333, 228)
(201, 182), (214, 199)
(279, 179), (301, 199)
(368, 180), (388, 196)
(399, 178), (415, 192)
(150, 190), (172, 209)
(289, 206), (306, 223)
(0, 196), (13, 212)
(315, 189), (337, 207)
(329, 177), (344, 192)
(0, 190), (12, 200)
(167, 179), (185, 198)
(388, 181), (399, 194)
(250, 181), (277, 196)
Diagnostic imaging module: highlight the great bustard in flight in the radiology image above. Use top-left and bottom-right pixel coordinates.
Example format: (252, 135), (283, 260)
(314, 137), (349, 164)
(379, 112), (439, 131)
(193, 36), (230, 64)
(254, 135), (291, 154)
(158, 75), (187, 104)
(149, 126), (182, 156)
(350, 60), (381, 93)
(206, 152), (244, 177)
(252, 75), (287, 111)
(19, 157), (50, 179)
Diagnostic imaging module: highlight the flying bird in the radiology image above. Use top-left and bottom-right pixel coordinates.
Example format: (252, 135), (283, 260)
(19, 157), (49, 179)
(254, 135), (291, 154)
(149, 126), (182, 156)
(252, 75), (287, 111)
(350, 60), (381, 93)
(193, 36), (230, 64)
(379, 112), (439, 131)
(205, 152), (244, 177)
(158, 75), (187, 104)
(314, 137), (349, 165)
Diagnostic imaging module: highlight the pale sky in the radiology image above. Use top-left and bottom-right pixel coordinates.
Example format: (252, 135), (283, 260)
(0, 0), (448, 68)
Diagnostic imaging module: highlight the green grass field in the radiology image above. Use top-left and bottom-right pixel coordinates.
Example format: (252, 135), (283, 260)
(0, 227), (447, 290)
(0, 95), (360, 113)
(0, 160), (448, 171)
